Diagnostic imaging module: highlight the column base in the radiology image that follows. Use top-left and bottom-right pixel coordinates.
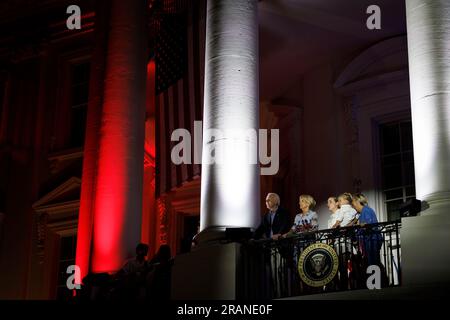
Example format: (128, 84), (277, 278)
(171, 242), (240, 299)
(401, 212), (450, 287)
(194, 226), (227, 245)
(193, 226), (255, 246)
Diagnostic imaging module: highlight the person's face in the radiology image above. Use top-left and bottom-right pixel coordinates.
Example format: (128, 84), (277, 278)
(265, 195), (277, 210)
(328, 198), (338, 212)
(299, 198), (310, 212)
(338, 197), (349, 207)
(352, 199), (362, 212)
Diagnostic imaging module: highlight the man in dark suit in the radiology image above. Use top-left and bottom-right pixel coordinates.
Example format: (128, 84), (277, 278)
(255, 193), (291, 240)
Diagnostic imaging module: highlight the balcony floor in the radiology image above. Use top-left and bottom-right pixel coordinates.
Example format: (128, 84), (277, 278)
(282, 284), (450, 300)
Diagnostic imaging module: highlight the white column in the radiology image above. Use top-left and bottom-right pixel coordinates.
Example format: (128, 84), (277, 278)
(406, 0), (450, 214)
(199, 0), (260, 241)
(402, 0), (450, 286)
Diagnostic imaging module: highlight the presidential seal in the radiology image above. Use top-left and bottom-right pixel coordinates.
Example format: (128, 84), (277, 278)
(298, 243), (339, 287)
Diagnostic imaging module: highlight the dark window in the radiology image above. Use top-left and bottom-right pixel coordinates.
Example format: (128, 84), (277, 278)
(56, 234), (77, 300)
(379, 120), (415, 221)
(70, 62), (90, 148)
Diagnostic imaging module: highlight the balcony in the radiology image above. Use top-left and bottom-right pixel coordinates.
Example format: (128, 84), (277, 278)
(238, 221), (401, 299)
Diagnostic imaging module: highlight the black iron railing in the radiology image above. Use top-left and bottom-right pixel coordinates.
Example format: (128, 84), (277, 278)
(238, 221), (401, 299)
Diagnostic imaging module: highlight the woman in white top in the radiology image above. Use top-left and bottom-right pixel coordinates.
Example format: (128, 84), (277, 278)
(284, 194), (318, 236)
(327, 196), (340, 229)
(334, 192), (357, 227)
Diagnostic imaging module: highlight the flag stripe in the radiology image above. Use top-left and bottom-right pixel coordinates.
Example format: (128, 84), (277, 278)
(163, 90), (172, 191)
(178, 78), (189, 183)
(155, 0), (206, 196)
(172, 81), (183, 187)
(167, 85), (177, 189)
(182, 75), (193, 180)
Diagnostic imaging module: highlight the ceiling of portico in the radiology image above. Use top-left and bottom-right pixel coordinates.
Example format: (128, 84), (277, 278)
(258, 0), (407, 101)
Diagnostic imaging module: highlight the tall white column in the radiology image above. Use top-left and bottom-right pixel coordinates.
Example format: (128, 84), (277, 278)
(406, 0), (450, 214)
(402, 0), (450, 286)
(199, 0), (260, 240)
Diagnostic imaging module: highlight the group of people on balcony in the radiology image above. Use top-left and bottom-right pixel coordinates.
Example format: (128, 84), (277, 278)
(254, 192), (385, 293)
(256, 192), (379, 239)
(255, 192), (383, 267)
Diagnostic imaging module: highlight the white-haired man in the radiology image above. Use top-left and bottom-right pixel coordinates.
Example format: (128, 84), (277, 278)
(255, 193), (291, 240)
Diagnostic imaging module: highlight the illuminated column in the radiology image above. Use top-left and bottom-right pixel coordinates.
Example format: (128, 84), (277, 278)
(199, 0), (260, 241)
(75, 0), (109, 280)
(90, 0), (147, 273)
(406, 0), (450, 214)
(402, 0), (450, 286)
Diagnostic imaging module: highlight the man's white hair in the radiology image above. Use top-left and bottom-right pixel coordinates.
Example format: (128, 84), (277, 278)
(267, 193), (280, 206)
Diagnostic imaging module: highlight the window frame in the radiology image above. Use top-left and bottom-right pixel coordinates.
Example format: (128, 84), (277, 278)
(53, 49), (91, 152)
(375, 116), (416, 221)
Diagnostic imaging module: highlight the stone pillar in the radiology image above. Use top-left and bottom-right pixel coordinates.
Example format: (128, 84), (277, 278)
(402, 0), (450, 286)
(75, 0), (109, 280)
(172, 0), (259, 298)
(406, 0), (450, 214)
(90, 0), (147, 273)
(199, 0), (260, 241)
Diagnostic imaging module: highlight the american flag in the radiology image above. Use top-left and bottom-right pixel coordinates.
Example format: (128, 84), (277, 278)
(156, 14), (187, 95)
(155, 0), (206, 196)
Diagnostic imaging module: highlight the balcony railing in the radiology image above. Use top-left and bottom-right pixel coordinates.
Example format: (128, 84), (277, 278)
(238, 221), (401, 299)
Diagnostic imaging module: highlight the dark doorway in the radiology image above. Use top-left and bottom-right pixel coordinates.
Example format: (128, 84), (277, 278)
(179, 215), (199, 254)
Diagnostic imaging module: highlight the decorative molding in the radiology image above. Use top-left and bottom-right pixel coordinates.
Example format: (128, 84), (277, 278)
(48, 148), (83, 174)
(157, 196), (168, 244)
(35, 212), (49, 264)
(33, 200), (80, 216)
(48, 12), (96, 44)
(32, 176), (81, 264)
(335, 70), (409, 96)
(48, 148), (84, 162)
(10, 42), (47, 63)
(47, 219), (78, 236)
(334, 36), (408, 90)
(32, 177), (81, 210)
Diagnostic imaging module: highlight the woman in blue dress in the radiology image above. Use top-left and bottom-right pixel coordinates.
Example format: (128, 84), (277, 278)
(352, 193), (383, 267)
